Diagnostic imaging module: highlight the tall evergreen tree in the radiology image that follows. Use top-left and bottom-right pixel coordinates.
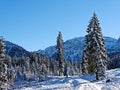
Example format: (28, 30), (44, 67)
(57, 31), (65, 76)
(82, 13), (108, 80)
(0, 37), (8, 89)
(82, 49), (88, 75)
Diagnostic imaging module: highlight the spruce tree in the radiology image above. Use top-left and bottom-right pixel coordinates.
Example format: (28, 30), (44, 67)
(0, 37), (8, 89)
(57, 31), (65, 76)
(82, 49), (88, 75)
(82, 13), (108, 80)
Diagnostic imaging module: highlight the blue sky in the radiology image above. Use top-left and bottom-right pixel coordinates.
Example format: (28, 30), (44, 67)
(0, 0), (120, 51)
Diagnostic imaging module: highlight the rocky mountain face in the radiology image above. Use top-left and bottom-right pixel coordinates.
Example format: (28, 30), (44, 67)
(117, 37), (120, 49)
(38, 37), (119, 62)
(4, 36), (120, 62)
(5, 41), (29, 57)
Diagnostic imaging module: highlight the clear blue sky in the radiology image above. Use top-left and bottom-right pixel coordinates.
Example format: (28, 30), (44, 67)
(0, 0), (120, 51)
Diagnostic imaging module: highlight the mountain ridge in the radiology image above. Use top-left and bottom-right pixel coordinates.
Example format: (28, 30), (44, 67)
(5, 41), (29, 57)
(37, 36), (119, 61)
(4, 36), (120, 62)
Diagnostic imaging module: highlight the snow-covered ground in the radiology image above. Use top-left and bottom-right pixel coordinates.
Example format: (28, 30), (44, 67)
(10, 68), (120, 90)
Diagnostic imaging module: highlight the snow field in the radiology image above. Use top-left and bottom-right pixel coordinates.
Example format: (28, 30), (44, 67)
(11, 68), (120, 90)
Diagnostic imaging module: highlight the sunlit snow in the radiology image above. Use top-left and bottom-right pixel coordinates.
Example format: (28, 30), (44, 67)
(9, 68), (120, 90)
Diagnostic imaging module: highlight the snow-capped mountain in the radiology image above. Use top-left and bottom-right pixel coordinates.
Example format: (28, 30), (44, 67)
(38, 37), (119, 61)
(4, 36), (119, 60)
(117, 37), (120, 49)
(5, 41), (29, 57)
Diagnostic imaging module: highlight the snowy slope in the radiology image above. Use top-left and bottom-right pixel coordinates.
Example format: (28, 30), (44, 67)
(3, 36), (119, 59)
(11, 68), (120, 90)
(4, 36), (118, 59)
(38, 37), (118, 61)
(5, 41), (29, 57)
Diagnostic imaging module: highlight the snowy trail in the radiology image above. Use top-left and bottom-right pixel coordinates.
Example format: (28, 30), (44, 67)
(76, 83), (101, 90)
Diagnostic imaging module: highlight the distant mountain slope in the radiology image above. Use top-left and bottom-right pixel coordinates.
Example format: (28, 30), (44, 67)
(4, 36), (119, 61)
(38, 37), (118, 61)
(5, 41), (29, 57)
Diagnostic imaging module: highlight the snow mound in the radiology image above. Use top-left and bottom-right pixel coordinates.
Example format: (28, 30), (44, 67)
(76, 83), (101, 90)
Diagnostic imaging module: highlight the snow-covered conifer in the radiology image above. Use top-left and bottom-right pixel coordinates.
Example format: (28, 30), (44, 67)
(82, 13), (108, 80)
(57, 31), (65, 76)
(0, 37), (8, 89)
(82, 49), (88, 75)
